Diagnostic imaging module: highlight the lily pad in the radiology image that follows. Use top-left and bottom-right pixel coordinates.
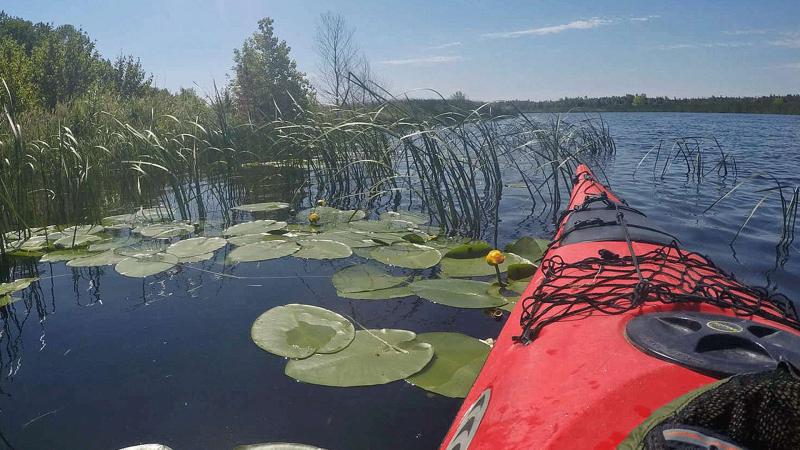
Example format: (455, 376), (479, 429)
(505, 237), (549, 263)
(0, 277), (37, 296)
(223, 220), (287, 237)
(405, 332), (490, 398)
(299, 206), (366, 225)
(102, 213), (136, 227)
(507, 263), (537, 280)
(115, 241), (168, 257)
(380, 210), (429, 225)
(178, 252), (215, 263)
(348, 220), (415, 233)
(66, 250), (127, 267)
(54, 234), (103, 249)
(227, 240), (299, 263)
(337, 285), (414, 300)
(444, 241), (492, 259)
(251, 304), (355, 359)
(89, 236), (141, 252)
(292, 240), (352, 260)
(410, 279), (506, 308)
(284, 329), (433, 387)
(62, 224), (105, 235)
(370, 243), (441, 269)
(0, 295), (21, 308)
(40, 249), (95, 262)
(166, 237), (227, 258)
(318, 230), (379, 248)
(332, 265), (407, 293)
(234, 444), (325, 450)
(115, 253), (179, 278)
(439, 252), (528, 278)
(134, 222), (194, 239)
(232, 202), (291, 213)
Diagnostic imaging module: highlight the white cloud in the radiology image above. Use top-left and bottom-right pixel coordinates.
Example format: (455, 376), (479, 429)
(769, 33), (800, 48)
(482, 18), (613, 39)
(427, 41), (462, 50)
(724, 29), (769, 35)
(378, 55), (464, 65)
(656, 42), (755, 50)
(775, 62), (800, 70)
(630, 15), (660, 22)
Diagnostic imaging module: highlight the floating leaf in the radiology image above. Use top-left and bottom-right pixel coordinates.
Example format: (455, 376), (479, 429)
(232, 202), (290, 213)
(166, 237), (227, 258)
(251, 304), (355, 359)
(115, 241), (167, 257)
(134, 222), (194, 239)
(406, 332), (490, 398)
(62, 224), (105, 235)
(0, 277), (37, 296)
(380, 210), (429, 225)
(349, 220), (415, 233)
(332, 265), (407, 293)
(292, 240), (352, 259)
(505, 237), (549, 263)
(67, 250), (126, 267)
(227, 240), (299, 263)
(507, 263), (537, 280)
(178, 253), (215, 263)
(410, 279), (506, 308)
(317, 230), (379, 248)
(443, 241), (492, 259)
(118, 445), (173, 450)
(500, 297), (518, 313)
(54, 234), (103, 249)
(89, 236), (141, 252)
(227, 233), (272, 247)
(40, 249), (95, 262)
(300, 206), (365, 225)
(223, 220), (287, 237)
(115, 253), (179, 278)
(234, 444), (325, 450)
(285, 329), (433, 387)
(337, 285), (414, 300)
(370, 243), (441, 269)
(102, 213), (136, 227)
(439, 252), (528, 278)
(0, 295), (20, 308)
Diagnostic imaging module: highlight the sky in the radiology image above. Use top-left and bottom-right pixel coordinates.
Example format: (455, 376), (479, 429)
(3, 0), (800, 100)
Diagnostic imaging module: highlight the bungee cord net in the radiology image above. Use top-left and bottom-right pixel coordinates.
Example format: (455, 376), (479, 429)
(514, 241), (800, 345)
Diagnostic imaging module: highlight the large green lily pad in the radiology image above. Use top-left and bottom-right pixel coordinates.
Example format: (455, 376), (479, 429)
(251, 304), (355, 359)
(115, 253), (179, 278)
(443, 241), (493, 259)
(332, 265), (408, 293)
(285, 329), (433, 387)
(40, 249), (95, 262)
(234, 444), (325, 450)
(410, 279), (506, 308)
(380, 210), (429, 225)
(300, 206), (366, 225)
(62, 224), (105, 235)
(370, 243), (441, 269)
(317, 230), (379, 248)
(67, 250), (127, 267)
(227, 241), (299, 263)
(223, 220), (287, 237)
(166, 237), (227, 258)
(505, 237), (549, 263)
(439, 252), (528, 278)
(134, 222), (194, 239)
(292, 240), (352, 259)
(337, 285), (414, 300)
(115, 241), (168, 257)
(406, 332), (490, 398)
(0, 277), (37, 296)
(54, 234), (103, 249)
(89, 236), (141, 252)
(232, 202), (291, 213)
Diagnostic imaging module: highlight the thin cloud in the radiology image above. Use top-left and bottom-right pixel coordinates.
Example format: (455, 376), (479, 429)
(427, 41), (462, 50)
(378, 55), (464, 65)
(775, 62), (800, 70)
(769, 32), (800, 48)
(630, 15), (660, 22)
(482, 18), (613, 39)
(724, 29), (770, 35)
(656, 42), (755, 50)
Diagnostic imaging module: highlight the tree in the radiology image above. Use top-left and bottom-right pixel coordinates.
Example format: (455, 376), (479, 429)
(102, 54), (153, 98)
(450, 91), (467, 102)
(0, 37), (39, 110)
(314, 12), (358, 106)
(231, 18), (311, 120)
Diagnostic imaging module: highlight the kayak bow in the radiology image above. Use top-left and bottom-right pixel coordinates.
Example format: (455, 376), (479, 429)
(441, 164), (800, 450)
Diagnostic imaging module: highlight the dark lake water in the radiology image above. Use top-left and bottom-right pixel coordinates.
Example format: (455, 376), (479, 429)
(1, 112), (798, 450)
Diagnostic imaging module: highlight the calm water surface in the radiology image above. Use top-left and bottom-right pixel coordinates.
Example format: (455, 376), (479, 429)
(1, 112), (798, 449)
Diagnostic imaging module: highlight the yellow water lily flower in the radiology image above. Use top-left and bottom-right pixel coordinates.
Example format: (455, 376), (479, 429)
(309, 212), (321, 224)
(485, 249), (505, 266)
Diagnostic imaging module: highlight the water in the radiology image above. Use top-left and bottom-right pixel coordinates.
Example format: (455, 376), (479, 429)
(1, 113), (798, 450)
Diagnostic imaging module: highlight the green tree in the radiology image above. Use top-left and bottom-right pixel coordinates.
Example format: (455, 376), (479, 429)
(101, 54), (153, 98)
(231, 18), (311, 120)
(0, 37), (39, 110)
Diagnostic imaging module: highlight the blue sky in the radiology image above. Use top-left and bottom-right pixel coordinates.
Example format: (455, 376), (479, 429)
(4, 0), (799, 100)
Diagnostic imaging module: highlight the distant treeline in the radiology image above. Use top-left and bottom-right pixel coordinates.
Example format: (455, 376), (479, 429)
(404, 93), (800, 116)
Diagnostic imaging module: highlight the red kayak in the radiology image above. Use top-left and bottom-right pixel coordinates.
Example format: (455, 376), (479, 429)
(441, 165), (800, 449)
